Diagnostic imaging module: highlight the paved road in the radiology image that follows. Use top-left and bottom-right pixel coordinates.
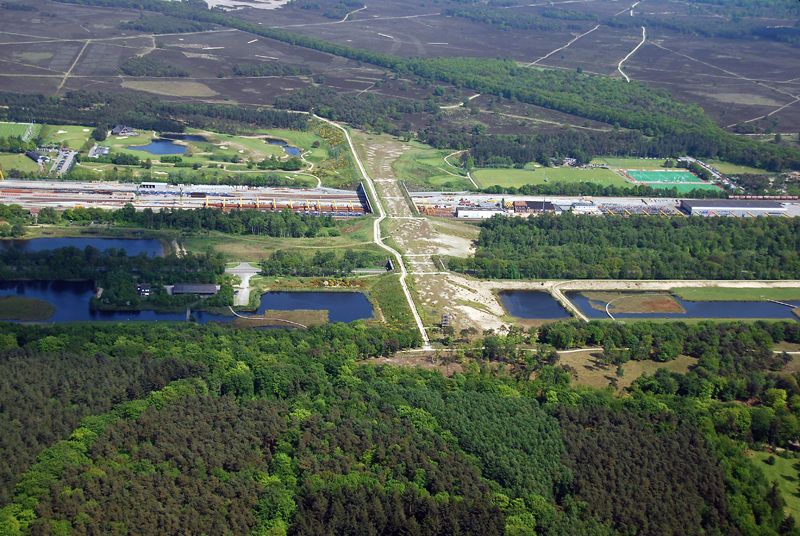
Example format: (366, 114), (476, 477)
(315, 115), (431, 349)
(226, 262), (261, 306)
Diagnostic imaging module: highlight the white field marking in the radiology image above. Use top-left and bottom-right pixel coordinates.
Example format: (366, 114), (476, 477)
(617, 26), (646, 83)
(527, 24), (600, 66)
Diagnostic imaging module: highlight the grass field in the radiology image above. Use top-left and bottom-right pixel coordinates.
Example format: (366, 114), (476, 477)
(182, 218), (377, 262)
(625, 170), (720, 192)
(472, 166), (627, 188)
(749, 451), (800, 522)
(39, 124), (92, 150)
(0, 121), (40, 141)
(707, 160), (770, 175)
(627, 170), (703, 184)
(0, 153), (39, 173)
(558, 350), (696, 391)
(0, 296), (55, 321)
(393, 143), (473, 190)
(673, 287), (800, 301)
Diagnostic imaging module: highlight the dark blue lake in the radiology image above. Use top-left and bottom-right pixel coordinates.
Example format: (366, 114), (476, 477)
(0, 281), (230, 323)
(256, 291), (373, 323)
(266, 138), (302, 157)
(566, 291), (800, 320)
(0, 237), (164, 256)
(0, 283), (372, 324)
(499, 290), (571, 319)
(129, 139), (187, 155)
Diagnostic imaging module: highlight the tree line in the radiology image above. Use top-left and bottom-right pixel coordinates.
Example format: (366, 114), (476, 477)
(261, 249), (386, 277)
(0, 91), (308, 136)
(49, 204), (339, 238)
(448, 213), (800, 279)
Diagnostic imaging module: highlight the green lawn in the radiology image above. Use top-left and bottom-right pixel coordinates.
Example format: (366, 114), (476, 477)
(472, 166), (627, 188)
(0, 121), (40, 141)
(707, 160), (770, 175)
(39, 124), (92, 149)
(393, 143), (473, 190)
(749, 451), (800, 522)
(627, 170), (703, 183)
(182, 218), (378, 262)
(0, 153), (40, 173)
(673, 287), (800, 302)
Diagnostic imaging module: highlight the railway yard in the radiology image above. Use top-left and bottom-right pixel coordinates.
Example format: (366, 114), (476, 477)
(412, 191), (800, 218)
(0, 180), (370, 216)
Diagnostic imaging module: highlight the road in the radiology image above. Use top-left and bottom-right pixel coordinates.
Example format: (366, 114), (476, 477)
(617, 26), (646, 83)
(314, 115), (432, 349)
(226, 262), (261, 306)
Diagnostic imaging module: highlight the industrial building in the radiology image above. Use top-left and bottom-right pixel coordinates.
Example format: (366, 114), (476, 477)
(456, 207), (505, 219)
(679, 199), (787, 217)
(513, 200), (555, 214)
(0, 180), (371, 217)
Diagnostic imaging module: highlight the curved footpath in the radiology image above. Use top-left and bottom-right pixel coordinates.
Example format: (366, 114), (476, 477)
(314, 115), (432, 349)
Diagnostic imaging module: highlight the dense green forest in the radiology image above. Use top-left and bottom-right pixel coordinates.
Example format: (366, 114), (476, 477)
(274, 86), (431, 134)
(0, 348), (205, 504)
(42, 205), (340, 238)
(448, 214), (800, 279)
(0, 92), (308, 135)
(261, 249), (386, 276)
(1, 321), (798, 535)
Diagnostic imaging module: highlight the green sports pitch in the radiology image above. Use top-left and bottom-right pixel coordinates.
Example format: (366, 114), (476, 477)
(625, 170), (720, 192)
(0, 121), (40, 142)
(627, 170), (703, 183)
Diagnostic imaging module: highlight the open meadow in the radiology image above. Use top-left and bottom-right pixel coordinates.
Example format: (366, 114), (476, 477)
(472, 166), (627, 189)
(393, 143), (473, 190)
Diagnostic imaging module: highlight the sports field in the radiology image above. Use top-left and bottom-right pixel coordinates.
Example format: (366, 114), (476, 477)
(627, 170), (703, 183)
(626, 170), (721, 193)
(0, 121), (41, 142)
(472, 167), (627, 188)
